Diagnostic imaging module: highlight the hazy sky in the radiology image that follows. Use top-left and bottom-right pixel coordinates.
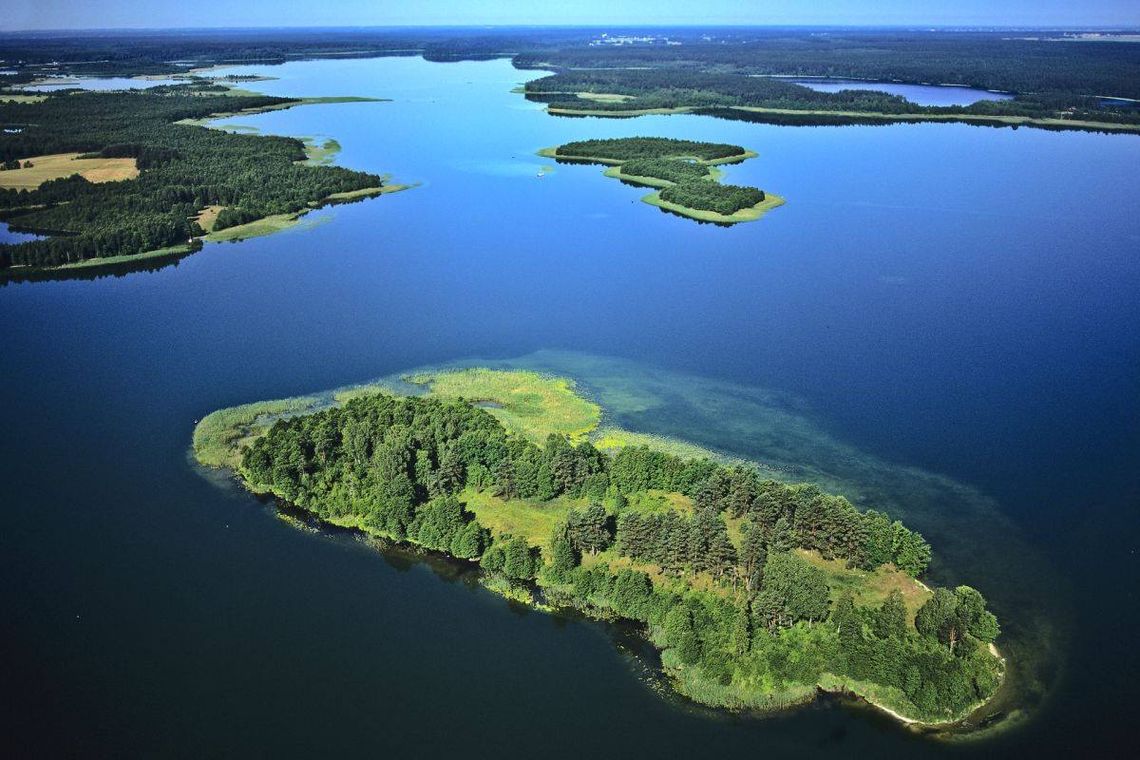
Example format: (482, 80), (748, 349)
(3, 0), (1138, 32)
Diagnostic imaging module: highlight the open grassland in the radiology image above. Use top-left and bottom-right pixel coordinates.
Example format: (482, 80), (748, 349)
(798, 549), (931, 621)
(0, 152), (138, 190)
(0, 93), (47, 104)
(409, 368), (602, 444)
(193, 396), (322, 470)
(461, 487), (585, 551)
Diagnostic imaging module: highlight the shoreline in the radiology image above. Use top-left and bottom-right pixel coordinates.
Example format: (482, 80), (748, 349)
(538, 145), (779, 225)
(543, 103), (1140, 133)
(219, 465), (1005, 731)
(190, 370), (1007, 734)
(1, 95), (410, 278)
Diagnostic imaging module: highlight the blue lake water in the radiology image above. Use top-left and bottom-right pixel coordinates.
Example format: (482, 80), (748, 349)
(2, 56), (1138, 757)
(0, 221), (44, 244)
(784, 78), (1014, 107)
(24, 76), (180, 91)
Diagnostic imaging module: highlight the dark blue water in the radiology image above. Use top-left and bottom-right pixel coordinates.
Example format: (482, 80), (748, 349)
(784, 78), (1013, 107)
(2, 57), (1137, 758)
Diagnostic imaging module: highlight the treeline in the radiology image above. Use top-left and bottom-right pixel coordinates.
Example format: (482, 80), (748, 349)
(0, 89), (383, 270)
(527, 67), (1140, 128)
(555, 137), (747, 162)
(5, 27), (1136, 102)
(241, 392), (930, 576)
(660, 181), (764, 216)
(619, 158), (711, 184)
(529, 70), (926, 115)
(238, 390), (1000, 720)
(515, 29), (1140, 103)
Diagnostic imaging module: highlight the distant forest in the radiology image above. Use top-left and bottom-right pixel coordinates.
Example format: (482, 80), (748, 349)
(0, 88), (383, 270)
(2, 27), (1137, 106)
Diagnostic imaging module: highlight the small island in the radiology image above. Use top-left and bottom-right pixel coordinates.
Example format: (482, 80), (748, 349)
(194, 367), (1004, 727)
(539, 137), (783, 224)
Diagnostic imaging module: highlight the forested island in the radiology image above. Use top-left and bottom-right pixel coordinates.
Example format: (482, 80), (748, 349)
(540, 138), (784, 224)
(0, 84), (403, 275)
(193, 368), (1005, 726)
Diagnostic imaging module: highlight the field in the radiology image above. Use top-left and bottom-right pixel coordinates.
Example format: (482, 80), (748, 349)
(408, 368), (602, 443)
(192, 396), (322, 469)
(0, 152), (138, 190)
(797, 549), (932, 621)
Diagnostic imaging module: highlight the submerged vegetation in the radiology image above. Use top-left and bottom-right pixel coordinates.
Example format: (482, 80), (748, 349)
(542, 137), (783, 224)
(194, 367), (1004, 725)
(0, 87), (393, 273)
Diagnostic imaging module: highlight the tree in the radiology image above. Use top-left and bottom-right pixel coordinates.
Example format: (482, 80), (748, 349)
(571, 503), (612, 555)
(891, 521), (932, 577)
(502, 536), (539, 580)
(451, 521), (489, 559)
(663, 605), (701, 664)
(770, 515), (795, 553)
(740, 522), (767, 592)
(547, 522), (580, 581)
(731, 603), (752, 655)
(873, 589), (908, 639)
(753, 552), (831, 630)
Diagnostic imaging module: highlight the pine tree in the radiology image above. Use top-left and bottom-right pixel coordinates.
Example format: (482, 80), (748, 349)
(873, 589), (908, 639)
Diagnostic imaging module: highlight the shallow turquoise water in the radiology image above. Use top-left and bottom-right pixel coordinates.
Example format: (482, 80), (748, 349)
(1, 56), (1137, 757)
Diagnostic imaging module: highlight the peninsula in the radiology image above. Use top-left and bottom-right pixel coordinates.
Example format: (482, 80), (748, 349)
(540, 137), (783, 224)
(0, 83), (407, 276)
(193, 367), (1004, 727)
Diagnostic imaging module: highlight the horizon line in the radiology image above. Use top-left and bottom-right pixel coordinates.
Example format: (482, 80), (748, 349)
(3, 23), (1140, 35)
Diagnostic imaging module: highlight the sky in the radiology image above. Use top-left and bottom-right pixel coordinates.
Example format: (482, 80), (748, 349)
(3, 0), (1138, 32)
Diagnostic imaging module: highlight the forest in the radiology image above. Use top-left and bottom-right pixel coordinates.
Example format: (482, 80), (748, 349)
(233, 390), (1003, 722)
(3, 27), (1137, 102)
(524, 68), (1140, 128)
(0, 87), (384, 270)
(553, 137), (748, 163)
(660, 182), (765, 216)
(618, 158), (711, 184)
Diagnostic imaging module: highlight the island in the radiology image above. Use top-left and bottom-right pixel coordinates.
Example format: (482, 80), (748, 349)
(0, 83), (409, 276)
(193, 367), (1004, 727)
(539, 138), (784, 225)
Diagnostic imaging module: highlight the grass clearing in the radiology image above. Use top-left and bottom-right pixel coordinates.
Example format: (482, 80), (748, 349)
(797, 549), (932, 621)
(195, 205), (224, 232)
(203, 213), (306, 242)
(192, 396), (322, 469)
(460, 486), (585, 551)
(0, 152), (138, 190)
(0, 94), (47, 103)
(409, 368), (602, 444)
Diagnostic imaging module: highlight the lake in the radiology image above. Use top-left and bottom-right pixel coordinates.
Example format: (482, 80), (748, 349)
(2, 56), (1137, 758)
(23, 76), (180, 91)
(782, 77), (1014, 107)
